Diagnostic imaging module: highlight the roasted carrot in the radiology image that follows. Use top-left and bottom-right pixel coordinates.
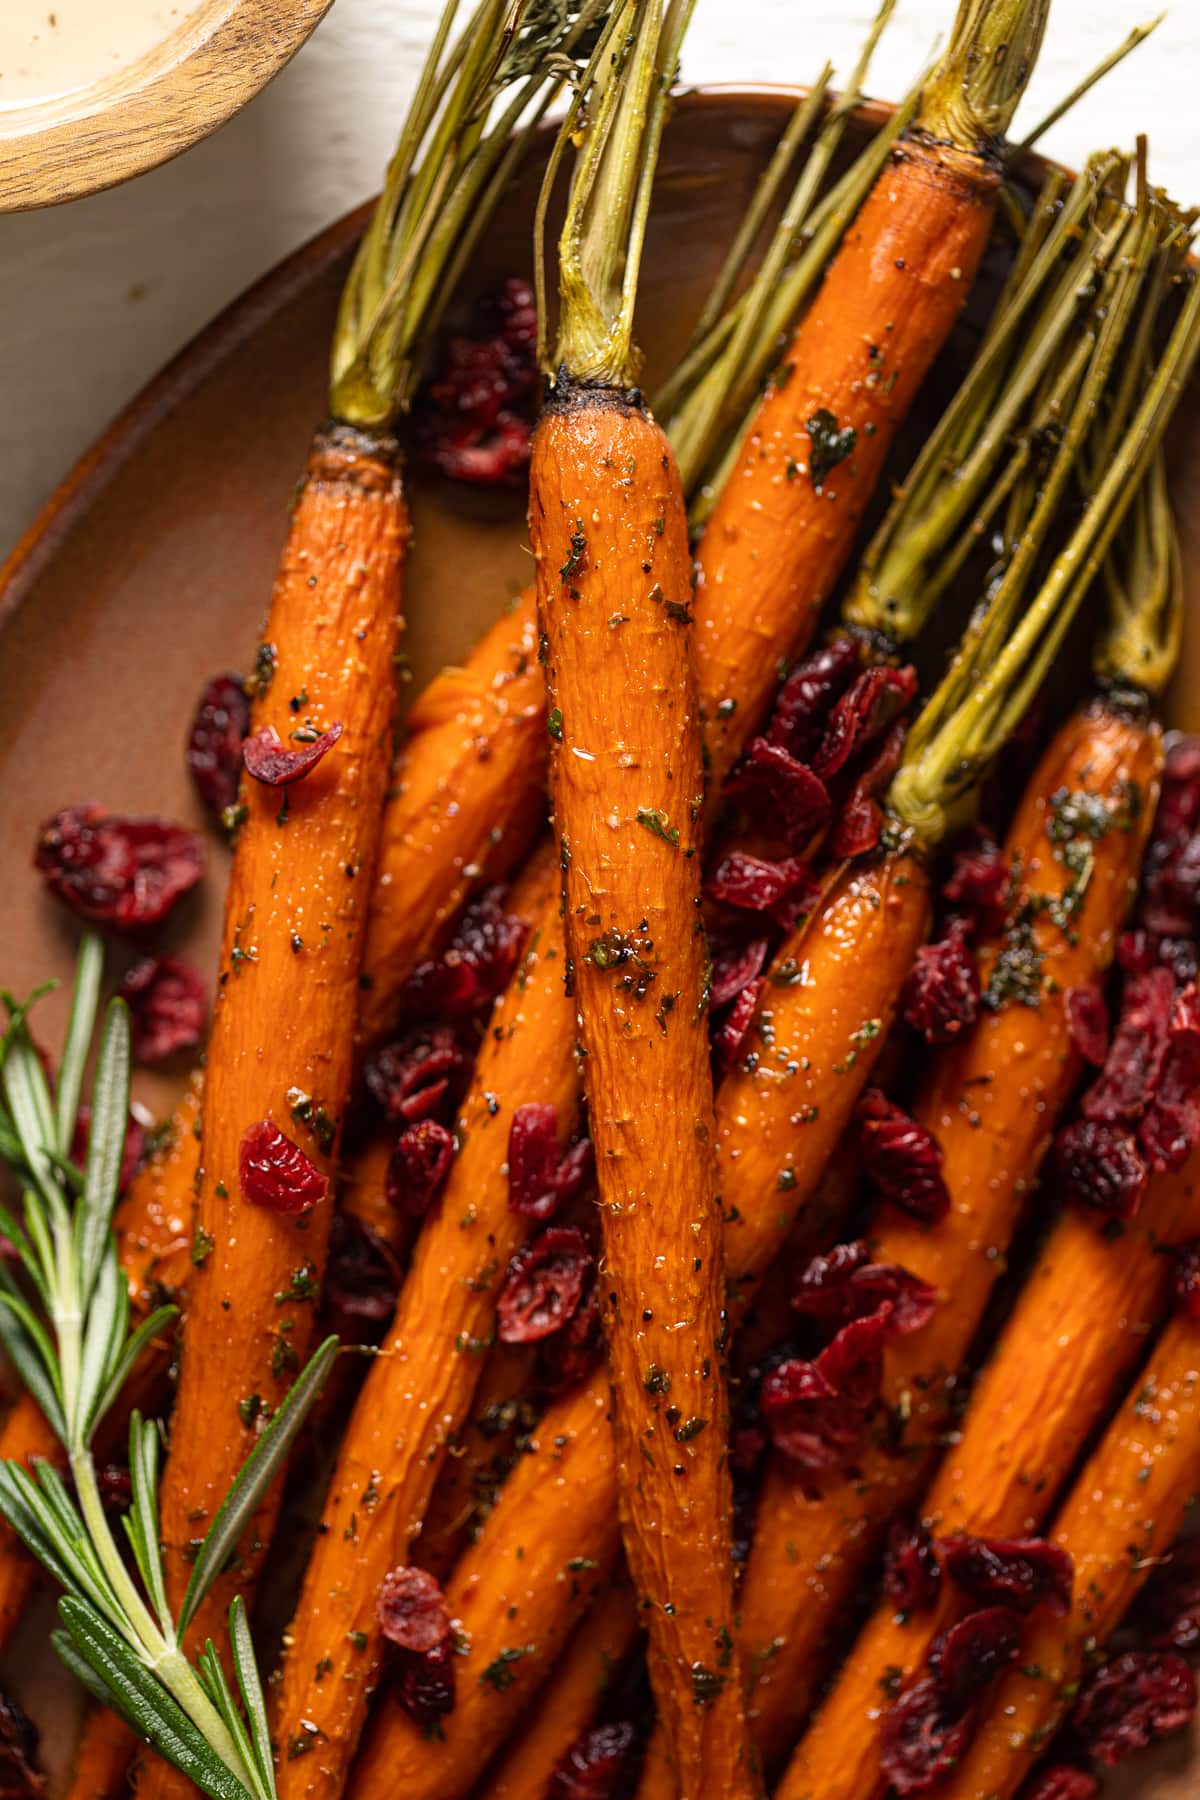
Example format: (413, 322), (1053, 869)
(776, 1147), (1200, 1800)
(350, 855), (925, 1799)
(528, 4), (757, 1786)
(714, 200), (1200, 1786)
(145, 419), (407, 1746)
(730, 703), (1160, 1776)
(272, 848), (576, 1793)
(694, 0), (1049, 793)
(348, 1376), (624, 1798)
(936, 1307), (1200, 1800)
(485, 1583), (642, 1799)
(62, 1704), (139, 1800)
(355, 589), (545, 1049)
(775, 375), (1200, 1800)
(413, 1338), (536, 1582)
(127, 10), (607, 1792)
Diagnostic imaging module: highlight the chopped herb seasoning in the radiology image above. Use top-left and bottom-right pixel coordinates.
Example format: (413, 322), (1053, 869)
(691, 1662), (726, 1707)
(238, 1394), (265, 1429)
(251, 641), (277, 694)
(191, 1226), (214, 1268)
(548, 708), (564, 742)
(674, 1416), (707, 1442)
(287, 1087), (336, 1154)
(636, 807), (680, 848)
(644, 1364), (671, 1395)
(479, 1646), (533, 1692)
(805, 408), (857, 490)
(560, 525), (587, 581)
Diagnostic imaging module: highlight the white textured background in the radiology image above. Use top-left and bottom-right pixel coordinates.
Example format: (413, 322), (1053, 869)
(0, 0), (1197, 558)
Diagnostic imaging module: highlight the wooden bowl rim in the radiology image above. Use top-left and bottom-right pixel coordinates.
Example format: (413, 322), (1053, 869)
(0, 80), (1053, 628)
(0, 0), (333, 213)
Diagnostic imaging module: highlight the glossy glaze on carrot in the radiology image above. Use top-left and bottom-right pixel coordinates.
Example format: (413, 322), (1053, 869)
(273, 846), (573, 1797)
(351, 851), (928, 1799)
(730, 702), (1161, 1780)
(136, 424), (408, 1800)
(532, 387), (750, 1797)
(938, 1310), (1200, 1800)
(778, 1143), (1200, 1800)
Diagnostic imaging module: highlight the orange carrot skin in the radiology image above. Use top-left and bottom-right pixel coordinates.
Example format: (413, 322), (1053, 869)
(350, 1375), (624, 1799)
(531, 391), (752, 1799)
(485, 1583), (641, 1799)
(138, 424), (408, 1800)
(64, 1704), (139, 1800)
(413, 1338), (537, 1583)
(697, 140), (999, 790)
(356, 589), (546, 1049)
(939, 1311), (1200, 1800)
(777, 1144), (1200, 1800)
(727, 702), (1162, 1782)
(351, 852), (928, 1800)
(273, 847), (574, 1797)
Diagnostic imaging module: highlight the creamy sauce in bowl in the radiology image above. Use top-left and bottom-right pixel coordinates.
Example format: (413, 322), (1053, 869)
(0, 3), (203, 107)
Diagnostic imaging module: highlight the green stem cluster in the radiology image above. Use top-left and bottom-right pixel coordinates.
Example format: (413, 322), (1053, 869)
(918, 0), (1051, 151)
(542, 0), (693, 389)
(332, 0), (607, 426)
(891, 170), (1200, 845)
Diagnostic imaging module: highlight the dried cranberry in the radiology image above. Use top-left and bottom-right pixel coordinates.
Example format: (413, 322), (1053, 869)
(1071, 1649), (1197, 1766)
(885, 1521), (942, 1615)
(118, 956), (206, 1062)
(415, 277), (539, 486)
(238, 1120), (327, 1215)
(364, 1024), (471, 1126)
(1139, 985), (1200, 1172)
(0, 1688), (41, 1799)
(833, 717), (908, 859)
(1142, 737), (1200, 938)
(706, 852), (819, 931)
(507, 1103), (592, 1221)
(929, 1607), (1022, 1709)
(71, 1108), (144, 1194)
(1134, 1537), (1200, 1652)
(400, 889), (528, 1018)
(496, 1226), (592, 1345)
(1172, 1240), (1200, 1324)
(1055, 1119), (1146, 1219)
(709, 933), (770, 1013)
(386, 1121), (455, 1220)
(1082, 966), (1176, 1124)
(324, 1214), (402, 1339)
(792, 1240), (936, 1336)
(858, 1091), (950, 1225)
(35, 805), (204, 931)
(549, 1720), (635, 1799)
(186, 673), (249, 821)
(812, 663), (917, 782)
(879, 1677), (973, 1796)
(903, 918), (980, 1046)
(943, 836), (1012, 933)
(767, 637), (864, 763)
(394, 1634), (456, 1727)
(938, 1534), (1073, 1618)
(726, 738), (831, 849)
(1020, 1769), (1098, 1800)
(242, 721), (343, 787)
(1063, 984), (1109, 1068)
(536, 1272), (602, 1397)
(1117, 927), (1155, 975)
(712, 975), (765, 1073)
(378, 1567), (450, 1653)
(760, 1308), (891, 1470)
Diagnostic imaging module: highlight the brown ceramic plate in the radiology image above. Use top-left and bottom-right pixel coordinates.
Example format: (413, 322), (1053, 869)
(1, 87), (1198, 1796)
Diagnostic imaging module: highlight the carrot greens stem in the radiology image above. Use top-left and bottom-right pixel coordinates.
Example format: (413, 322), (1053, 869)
(917, 0), (1051, 151)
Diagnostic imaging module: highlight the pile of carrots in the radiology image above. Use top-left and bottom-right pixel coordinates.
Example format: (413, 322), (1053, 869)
(10, 1), (1200, 1799)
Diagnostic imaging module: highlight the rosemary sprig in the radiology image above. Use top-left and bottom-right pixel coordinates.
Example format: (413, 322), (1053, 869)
(0, 939), (335, 1800)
